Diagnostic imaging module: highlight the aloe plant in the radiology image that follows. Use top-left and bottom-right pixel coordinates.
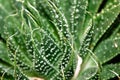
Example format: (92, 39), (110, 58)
(0, 0), (120, 80)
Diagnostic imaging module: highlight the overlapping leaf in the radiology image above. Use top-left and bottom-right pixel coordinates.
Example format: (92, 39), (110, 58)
(91, 3), (120, 49)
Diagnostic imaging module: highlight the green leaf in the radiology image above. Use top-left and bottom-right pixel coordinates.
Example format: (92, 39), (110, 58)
(0, 41), (12, 65)
(110, 24), (120, 39)
(70, 0), (88, 34)
(87, 0), (103, 14)
(32, 29), (74, 79)
(70, 0), (88, 50)
(104, 0), (120, 9)
(49, 0), (71, 24)
(0, 59), (14, 79)
(100, 63), (120, 80)
(81, 0), (103, 43)
(0, 0), (13, 12)
(91, 4), (120, 49)
(36, 0), (70, 39)
(79, 21), (94, 58)
(94, 38), (120, 64)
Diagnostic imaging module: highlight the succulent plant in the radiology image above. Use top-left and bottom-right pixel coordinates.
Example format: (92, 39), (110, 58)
(0, 0), (120, 80)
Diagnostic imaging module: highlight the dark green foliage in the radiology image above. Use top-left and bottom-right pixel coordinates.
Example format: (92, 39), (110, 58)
(0, 0), (120, 80)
